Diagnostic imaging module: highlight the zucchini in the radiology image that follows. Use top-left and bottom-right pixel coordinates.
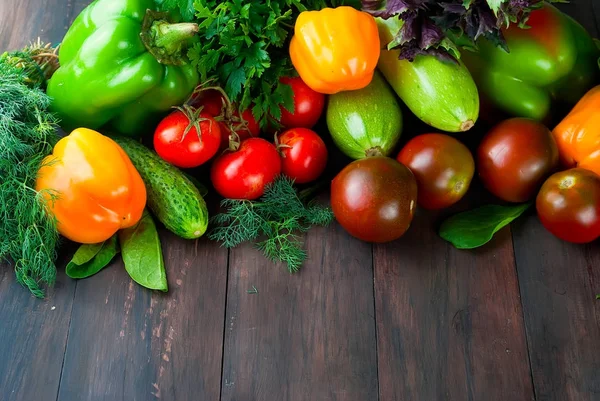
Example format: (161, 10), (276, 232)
(376, 16), (480, 133)
(112, 137), (209, 239)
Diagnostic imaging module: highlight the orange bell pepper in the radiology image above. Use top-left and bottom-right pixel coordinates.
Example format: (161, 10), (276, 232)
(289, 6), (380, 95)
(36, 128), (147, 244)
(552, 85), (600, 176)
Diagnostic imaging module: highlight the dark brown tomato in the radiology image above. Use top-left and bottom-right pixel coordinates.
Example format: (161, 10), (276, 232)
(331, 156), (418, 243)
(536, 168), (600, 244)
(397, 133), (474, 210)
(477, 118), (559, 203)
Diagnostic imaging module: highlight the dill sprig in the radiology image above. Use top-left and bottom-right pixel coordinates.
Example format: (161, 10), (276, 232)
(208, 176), (334, 272)
(0, 52), (61, 298)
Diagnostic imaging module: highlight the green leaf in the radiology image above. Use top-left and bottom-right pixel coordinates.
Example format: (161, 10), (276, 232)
(118, 210), (168, 292)
(439, 203), (532, 250)
(486, 0), (504, 16)
(596, 294), (600, 300)
(225, 67), (247, 101)
(66, 235), (119, 279)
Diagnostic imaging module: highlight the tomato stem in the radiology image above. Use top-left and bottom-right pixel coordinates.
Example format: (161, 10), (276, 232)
(172, 104), (212, 145)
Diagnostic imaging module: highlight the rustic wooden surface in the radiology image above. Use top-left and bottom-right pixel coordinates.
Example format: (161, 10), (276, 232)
(0, 1), (599, 401)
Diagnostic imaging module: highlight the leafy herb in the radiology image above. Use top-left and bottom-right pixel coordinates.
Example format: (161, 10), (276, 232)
(118, 210), (168, 292)
(157, 0), (359, 127)
(597, 294), (600, 300)
(362, 0), (561, 61)
(0, 44), (61, 298)
(209, 176), (334, 272)
(156, 0), (196, 21)
(66, 235), (120, 279)
(439, 202), (532, 249)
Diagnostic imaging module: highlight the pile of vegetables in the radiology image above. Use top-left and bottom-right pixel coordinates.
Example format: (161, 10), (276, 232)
(1, 0), (600, 298)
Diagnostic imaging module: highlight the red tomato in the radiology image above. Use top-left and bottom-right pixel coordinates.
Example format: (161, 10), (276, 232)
(191, 89), (261, 149)
(278, 76), (325, 129)
(331, 156), (418, 243)
(210, 138), (282, 200)
(277, 128), (328, 184)
(536, 168), (600, 244)
(153, 108), (221, 169)
(477, 118), (559, 203)
(397, 133), (474, 210)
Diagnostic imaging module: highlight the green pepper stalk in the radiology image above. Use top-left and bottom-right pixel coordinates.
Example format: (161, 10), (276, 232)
(46, 0), (201, 138)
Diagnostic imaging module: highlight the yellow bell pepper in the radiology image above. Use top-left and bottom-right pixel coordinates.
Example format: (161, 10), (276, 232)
(289, 6), (381, 95)
(36, 128), (147, 244)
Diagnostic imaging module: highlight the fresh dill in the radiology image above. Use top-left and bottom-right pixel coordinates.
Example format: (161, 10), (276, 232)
(208, 176), (334, 272)
(0, 44), (61, 298)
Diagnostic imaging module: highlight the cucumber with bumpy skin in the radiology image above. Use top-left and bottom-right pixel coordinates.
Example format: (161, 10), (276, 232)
(112, 136), (208, 239)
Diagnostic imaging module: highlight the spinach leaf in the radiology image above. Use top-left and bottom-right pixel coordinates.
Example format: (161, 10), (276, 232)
(439, 203), (532, 249)
(118, 210), (168, 292)
(66, 235), (119, 279)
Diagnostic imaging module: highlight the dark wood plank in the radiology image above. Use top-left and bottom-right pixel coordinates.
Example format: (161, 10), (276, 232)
(0, 253), (77, 401)
(0, 0), (81, 400)
(374, 207), (535, 401)
(513, 219), (600, 401)
(56, 230), (228, 401)
(512, 2), (600, 401)
(221, 222), (379, 401)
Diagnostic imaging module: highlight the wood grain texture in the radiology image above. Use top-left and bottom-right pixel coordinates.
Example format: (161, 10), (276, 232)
(221, 222), (378, 401)
(56, 230), (228, 401)
(374, 206), (535, 401)
(512, 2), (600, 400)
(0, 251), (76, 401)
(0, 0), (82, 400)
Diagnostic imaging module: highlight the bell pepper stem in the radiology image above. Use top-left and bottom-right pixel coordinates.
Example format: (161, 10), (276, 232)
(152, 22), (199, 53)
(140, 9), (199, 66)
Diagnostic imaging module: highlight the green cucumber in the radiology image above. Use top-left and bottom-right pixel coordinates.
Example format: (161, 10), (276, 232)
(376, 16), (480, 133)
(112, 137), (208, 239)
(326, 70), (403, 160)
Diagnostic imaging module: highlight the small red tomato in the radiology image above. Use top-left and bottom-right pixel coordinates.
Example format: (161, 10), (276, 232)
(331, 156), (418, 243)
(210, 137), (282, 200)
(478, 118), (559, 203)
(277, 128), (328, 184)
(397, 133), (474, 210)
(279, 76), (325, 129)
(536, 168), (600, 244)
(153, 107), (221, 169)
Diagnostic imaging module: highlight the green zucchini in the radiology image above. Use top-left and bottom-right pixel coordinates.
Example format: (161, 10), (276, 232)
(112, 137), (209, 239)
(376, 16), (480, 133)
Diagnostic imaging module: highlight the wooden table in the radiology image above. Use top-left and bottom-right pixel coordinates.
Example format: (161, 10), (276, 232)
(1, 1), (599, 400)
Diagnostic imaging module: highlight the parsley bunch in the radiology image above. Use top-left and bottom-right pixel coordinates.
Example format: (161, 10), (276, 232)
(156, 0), (360, 127)
(208, 176), (334, 272)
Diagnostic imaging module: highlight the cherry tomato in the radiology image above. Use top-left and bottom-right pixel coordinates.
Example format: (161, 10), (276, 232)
(536, 168), (600, 244)
(278, 76), (325, 129)
(477, 118), (559, 203)
(153, 107), (221, 169)
(331, 156), (418, 243)
(277, 128), (328, 184)
(191, 89), (261, 149)
(210, 137), (282, 200)
(397, 133), (474, 210)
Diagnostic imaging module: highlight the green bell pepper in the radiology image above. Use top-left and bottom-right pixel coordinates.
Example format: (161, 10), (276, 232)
(47, 0), (200, 137)
(461, 3), (600, 123)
